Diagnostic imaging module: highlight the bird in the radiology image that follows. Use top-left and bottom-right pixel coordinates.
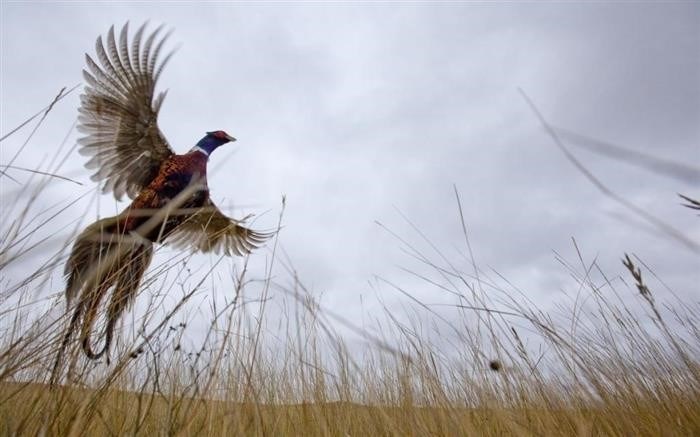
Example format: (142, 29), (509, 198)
(52, 22), (271, 373)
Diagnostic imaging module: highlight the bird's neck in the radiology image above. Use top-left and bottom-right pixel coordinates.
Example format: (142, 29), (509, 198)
(190, 145), (210, 157)
(191, 137), (224, 157)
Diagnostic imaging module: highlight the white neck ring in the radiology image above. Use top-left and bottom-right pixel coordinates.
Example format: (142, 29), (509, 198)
(191, 146), (210, 157)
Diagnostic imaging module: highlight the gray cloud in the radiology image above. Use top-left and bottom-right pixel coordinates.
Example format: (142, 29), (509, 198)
(1, 3), (698, 348)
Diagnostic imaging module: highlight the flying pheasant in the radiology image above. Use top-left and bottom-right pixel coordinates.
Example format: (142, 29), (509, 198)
(56, 23), (270, 367)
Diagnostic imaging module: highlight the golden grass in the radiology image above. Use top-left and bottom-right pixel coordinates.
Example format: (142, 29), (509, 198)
(2, 378), (698, 435)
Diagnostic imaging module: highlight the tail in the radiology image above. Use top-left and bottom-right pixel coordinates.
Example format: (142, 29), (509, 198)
(81, 240), (152, 361)
(49, 299), (84, 387)
(51, 216), (153, 383)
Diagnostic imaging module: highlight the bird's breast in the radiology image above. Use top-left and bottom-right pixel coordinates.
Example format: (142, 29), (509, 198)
(123, 153), (210, 242)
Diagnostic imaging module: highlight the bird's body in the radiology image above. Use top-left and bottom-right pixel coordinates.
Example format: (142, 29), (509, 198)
(50, 22), (270, 379)
(112, 149), (210, 243)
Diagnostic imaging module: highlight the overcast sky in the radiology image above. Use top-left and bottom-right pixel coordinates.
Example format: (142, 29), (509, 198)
(1, 3), (698, 353)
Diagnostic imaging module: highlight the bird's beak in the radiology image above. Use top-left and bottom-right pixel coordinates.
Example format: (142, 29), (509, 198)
(226, 134), (237, 142)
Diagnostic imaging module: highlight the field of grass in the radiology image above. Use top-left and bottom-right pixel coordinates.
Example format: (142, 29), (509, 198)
(1, 92), (699, 436)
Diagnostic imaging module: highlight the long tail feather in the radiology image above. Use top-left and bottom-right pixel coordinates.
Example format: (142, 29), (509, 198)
(81, 243), (152, 362)
(49, 300), (84, 387)
(52, 214), (153, 382)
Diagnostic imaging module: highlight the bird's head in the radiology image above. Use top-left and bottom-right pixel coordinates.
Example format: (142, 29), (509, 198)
(194, 130), (237, 156)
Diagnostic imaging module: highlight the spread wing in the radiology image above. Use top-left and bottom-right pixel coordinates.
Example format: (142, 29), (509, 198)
(166, 199), (273, 256)
(77, 22), (175, 201)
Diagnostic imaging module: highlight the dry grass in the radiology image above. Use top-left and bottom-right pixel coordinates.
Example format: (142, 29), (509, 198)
(1, 92), (699, 436)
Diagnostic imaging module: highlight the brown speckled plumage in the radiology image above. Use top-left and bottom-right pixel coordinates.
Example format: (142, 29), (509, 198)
(51, 23), (271, 381)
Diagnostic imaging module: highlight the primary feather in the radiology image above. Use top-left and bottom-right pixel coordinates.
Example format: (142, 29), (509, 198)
(77, 22), (174, 201)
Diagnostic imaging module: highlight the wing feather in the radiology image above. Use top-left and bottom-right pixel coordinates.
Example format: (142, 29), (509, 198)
(78, 22), (175, 201)
(166, 199), (273, 256)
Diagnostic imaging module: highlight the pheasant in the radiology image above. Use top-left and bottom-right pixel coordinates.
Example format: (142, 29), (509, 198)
(55, 23), (270, 369)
